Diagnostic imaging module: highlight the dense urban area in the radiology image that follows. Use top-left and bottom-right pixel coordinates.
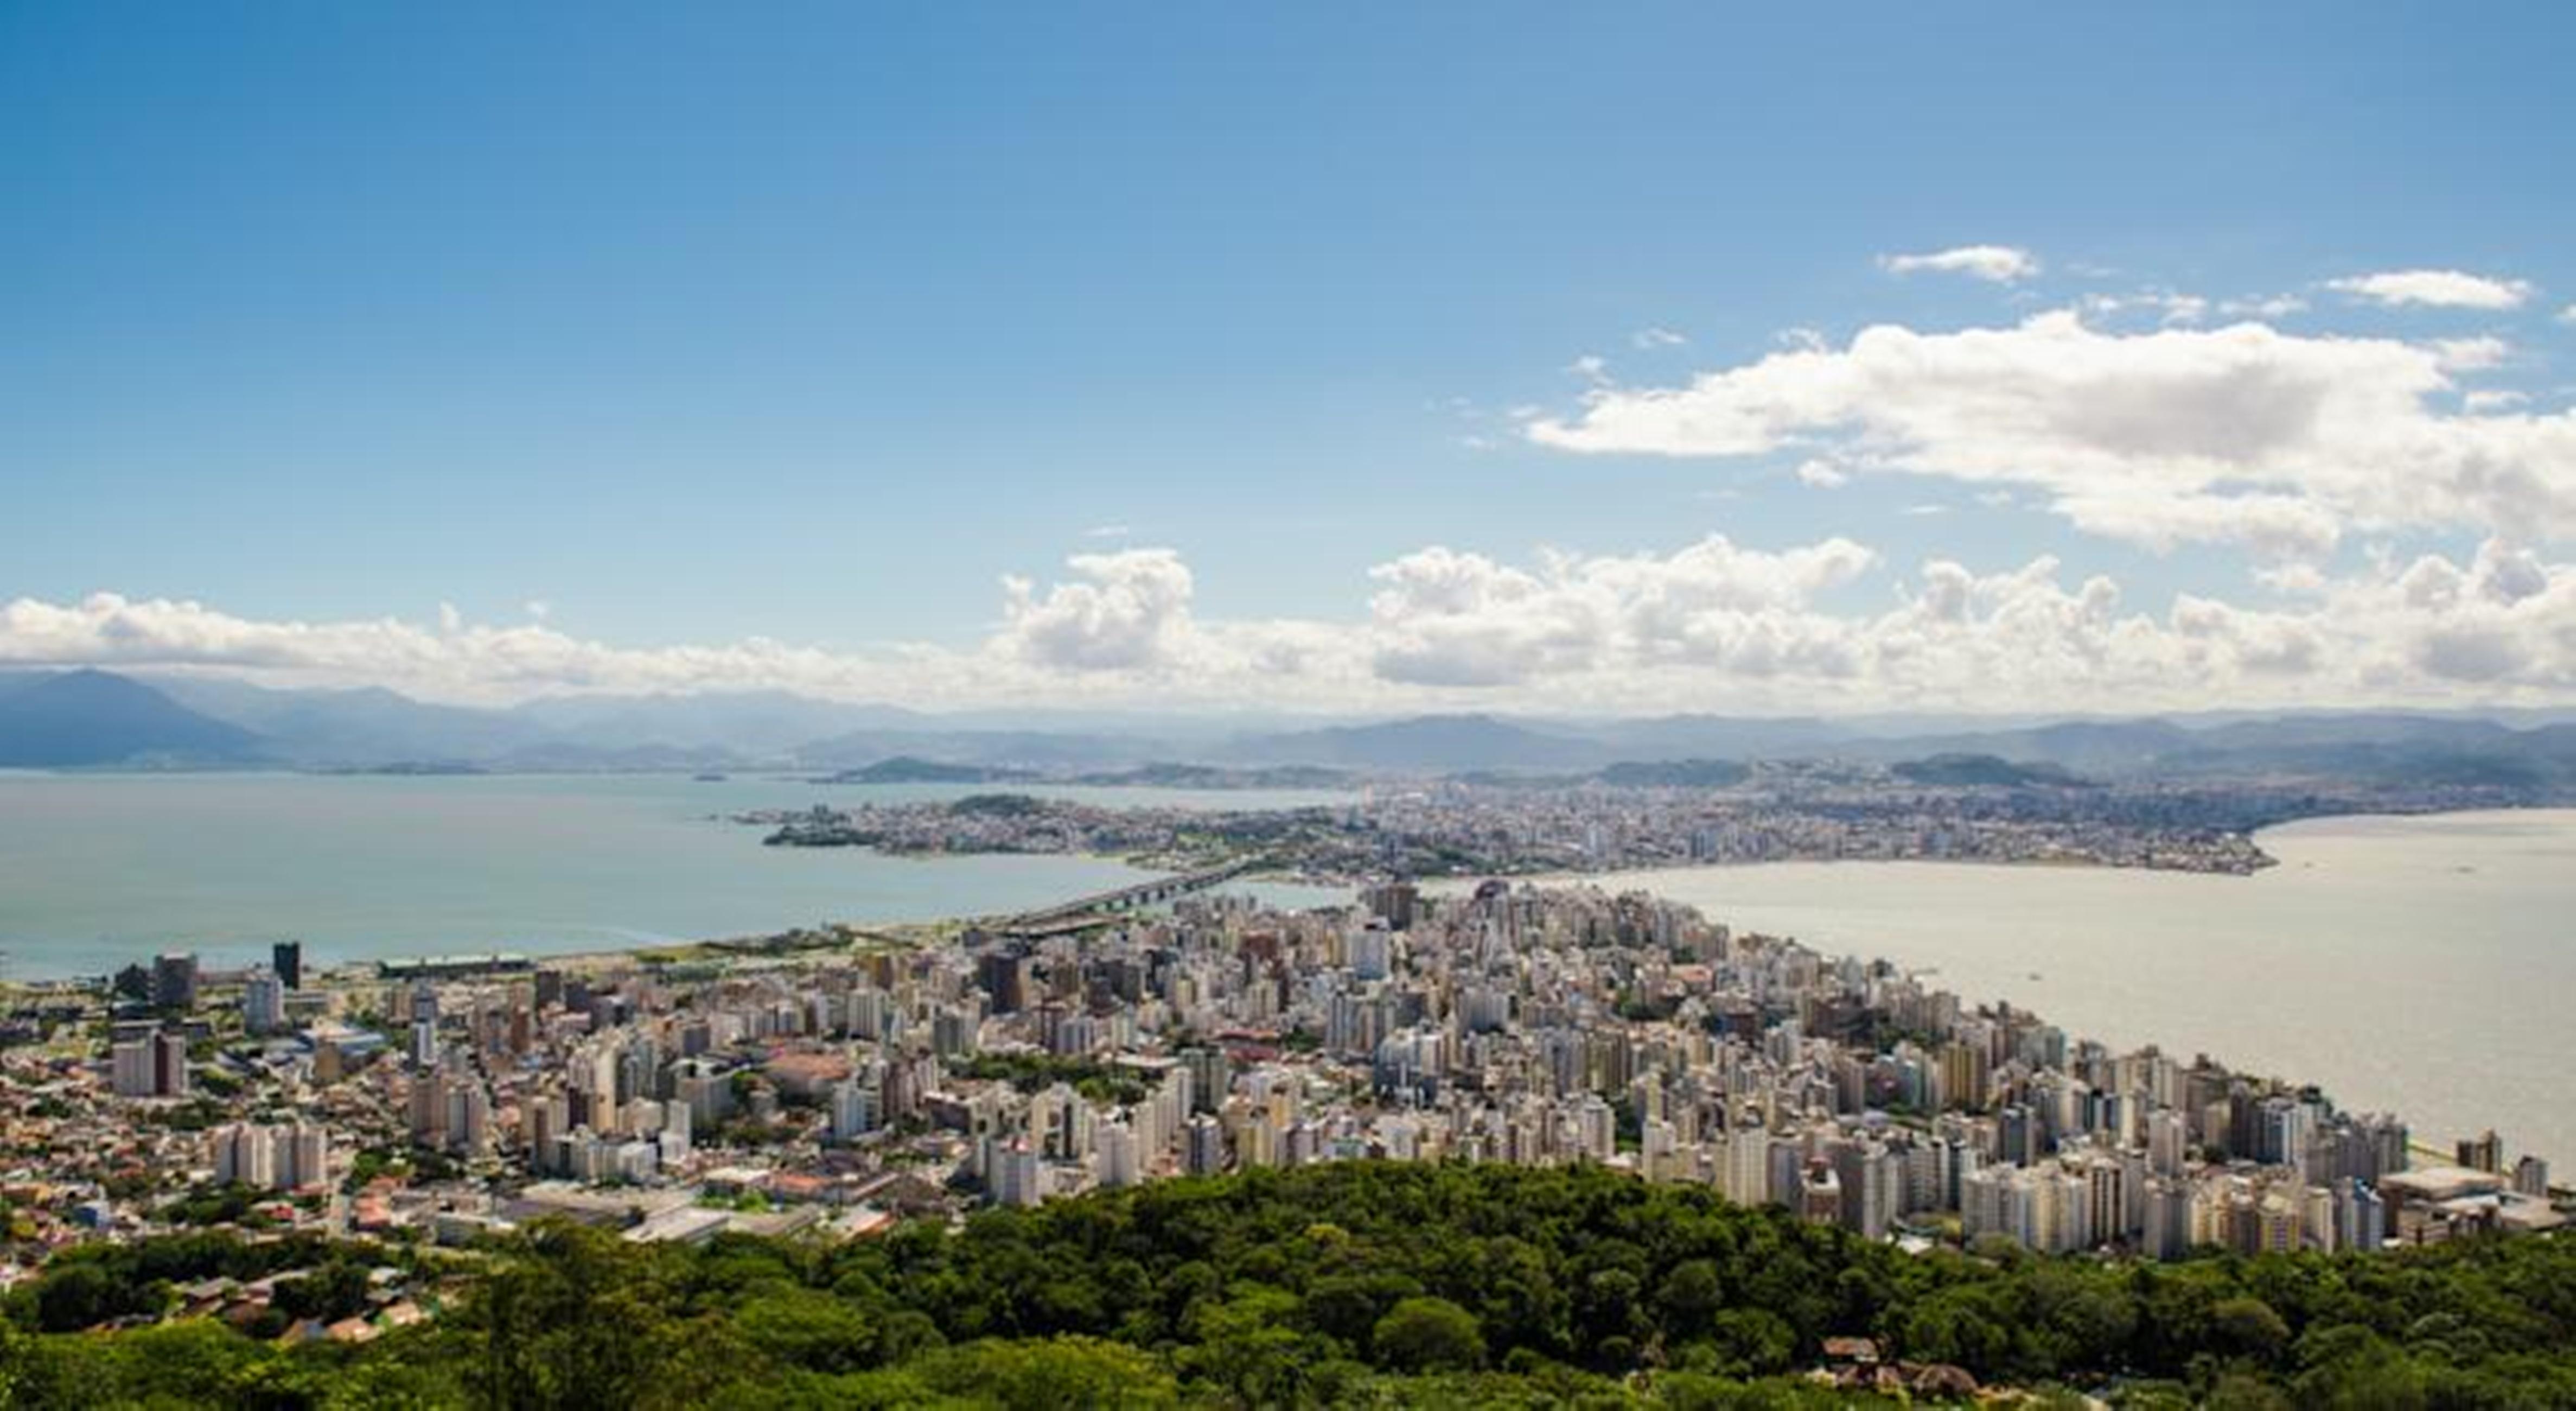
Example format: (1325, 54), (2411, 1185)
(738, 759), (2481, 878)
(14, 0), (2575, 1401)
(3, 875), (2568, 1404)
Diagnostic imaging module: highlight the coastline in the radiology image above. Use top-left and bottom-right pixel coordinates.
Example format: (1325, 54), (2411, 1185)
(11, 805), (2571, 1169)
(12, 800), (2569, 986)
(250, 810), (2576, 1173)
(1468, 815), (2576, 1169)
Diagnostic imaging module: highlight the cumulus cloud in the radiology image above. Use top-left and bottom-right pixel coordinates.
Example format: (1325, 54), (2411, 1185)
(20, 256), (2576, 717)
(1877, 245), (2041, 283)
(0, 593), (883, 702)
(2325, 269), (2534, 309)
(1526, 310), (2576, 552)
(996, 548), (1197, 672)
(1365, 536), (1876, 688)
(11, 533), (2576, 712)
(1347, 535), (2576, 710)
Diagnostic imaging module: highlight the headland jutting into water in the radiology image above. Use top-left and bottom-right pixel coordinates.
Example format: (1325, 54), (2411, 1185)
(736, 755), (2567, 880)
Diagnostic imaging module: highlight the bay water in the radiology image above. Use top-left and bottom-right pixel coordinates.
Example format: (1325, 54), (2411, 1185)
(3, 773), (2566, 1165)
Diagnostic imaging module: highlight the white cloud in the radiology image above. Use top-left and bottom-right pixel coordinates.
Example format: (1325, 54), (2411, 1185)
(1877, 244), (2041, 284)
(0, 565), (1355, 712)
(1795, 459), (1849, 490)
(2051, 488), (2343, 561)
(12, 532), (2576, 712)
(1366, 536), (1875, 687)
(1355, 535), (2576, 709)
(0, 592), (878, 703)
(2220, 294), (2308, 319)
(996, 548), (1197, 672)
(2081, 290), (2208, 326)
(2153, 294), (2209, 326)
(2325, 269), (2534, 309)
(2429, 336), (2510, 372)
(18, 262), (2576, 717)
(1526, 309), (2576, 554)
(2560, 304), (2576, 325)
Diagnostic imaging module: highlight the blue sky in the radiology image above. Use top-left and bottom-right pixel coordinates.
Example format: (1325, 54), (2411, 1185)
(5, 3), (2575, 713)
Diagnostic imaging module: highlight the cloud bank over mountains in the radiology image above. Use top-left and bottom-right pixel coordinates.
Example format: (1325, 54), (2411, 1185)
(9, 531), (2575, 715)
(7, 252), (2572, 715)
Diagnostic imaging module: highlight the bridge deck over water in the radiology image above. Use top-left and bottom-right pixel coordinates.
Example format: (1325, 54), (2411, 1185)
(996, 858), (1260, 935)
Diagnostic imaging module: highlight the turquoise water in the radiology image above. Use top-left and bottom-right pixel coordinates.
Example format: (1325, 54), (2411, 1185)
(1458, 810), (2576, 1168)
(0, 772), (1351, 977)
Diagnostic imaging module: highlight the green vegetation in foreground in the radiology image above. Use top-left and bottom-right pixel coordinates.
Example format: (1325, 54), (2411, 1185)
(7, 1162), (2576, 1407)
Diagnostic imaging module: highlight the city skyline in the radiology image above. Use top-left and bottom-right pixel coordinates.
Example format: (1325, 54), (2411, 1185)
(11, 10), (2576, 1400)
(8, 4), (2576, 713)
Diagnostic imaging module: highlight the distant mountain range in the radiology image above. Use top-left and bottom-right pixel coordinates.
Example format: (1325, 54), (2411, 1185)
(1229, 714), (1610, 772)
(4, 669), (2576, 792)
(817, 756), (1043, 785)
(0, 669), (263, 767)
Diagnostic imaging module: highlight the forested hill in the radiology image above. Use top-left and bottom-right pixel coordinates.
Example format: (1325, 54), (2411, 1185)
(7, 1162), (2576, 1407)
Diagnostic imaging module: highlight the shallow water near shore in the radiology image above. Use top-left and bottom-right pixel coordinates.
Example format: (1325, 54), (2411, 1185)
(0, 771), (1349, 978)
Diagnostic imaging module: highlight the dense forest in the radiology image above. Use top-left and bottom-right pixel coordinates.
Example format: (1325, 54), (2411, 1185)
(7, 1162), (2575, 1407)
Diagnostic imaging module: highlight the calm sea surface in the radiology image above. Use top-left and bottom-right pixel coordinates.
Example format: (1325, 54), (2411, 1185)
(4, 776), (2567, 1166)
(1461, 810), (2576, 1168)
(0, 772), (1351, 978)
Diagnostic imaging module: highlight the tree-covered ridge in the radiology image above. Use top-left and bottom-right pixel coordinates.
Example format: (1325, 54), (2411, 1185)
(7, 1161), (2576, 1407)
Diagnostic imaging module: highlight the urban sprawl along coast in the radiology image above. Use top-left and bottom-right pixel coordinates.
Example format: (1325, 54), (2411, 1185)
(1, 872), (2560, 1347)
(740, 760), (2401, 878)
